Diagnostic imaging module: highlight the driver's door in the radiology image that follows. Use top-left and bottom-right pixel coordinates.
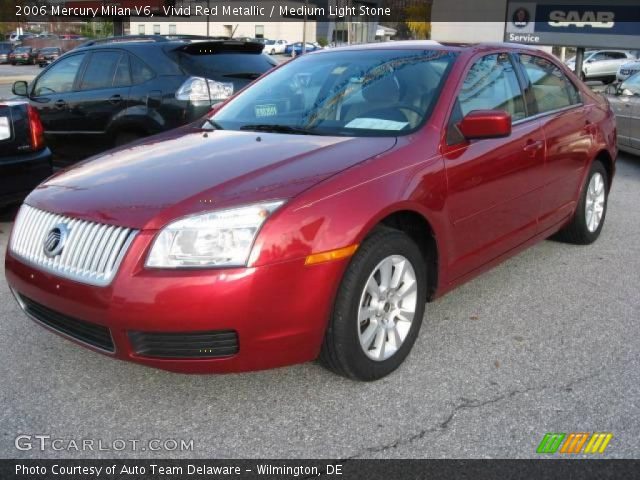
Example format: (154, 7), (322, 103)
(29, 53), (87, 138)
(608, 78), (640, 147)
(442, 53), (545, 280)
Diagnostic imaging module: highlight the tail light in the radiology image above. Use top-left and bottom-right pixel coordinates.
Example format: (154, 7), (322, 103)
(175, 77), (233, 103)
(27, 105), (45, 151)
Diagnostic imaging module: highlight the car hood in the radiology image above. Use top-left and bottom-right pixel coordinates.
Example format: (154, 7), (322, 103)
(26, 128), (396, 230)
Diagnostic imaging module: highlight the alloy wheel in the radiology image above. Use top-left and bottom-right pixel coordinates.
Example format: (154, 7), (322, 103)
(585, 172), (605, 233)
(357, 255), (418, 361)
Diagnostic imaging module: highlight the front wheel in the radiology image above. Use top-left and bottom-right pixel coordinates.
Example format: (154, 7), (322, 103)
(319, 228), (427, 381)
(554, 160), (608, 244)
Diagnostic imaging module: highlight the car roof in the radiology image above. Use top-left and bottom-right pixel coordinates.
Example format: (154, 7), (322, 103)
(312, 40), (547, 55)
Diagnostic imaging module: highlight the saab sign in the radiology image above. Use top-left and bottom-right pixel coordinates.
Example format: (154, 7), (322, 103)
(505, 0), (640, 48)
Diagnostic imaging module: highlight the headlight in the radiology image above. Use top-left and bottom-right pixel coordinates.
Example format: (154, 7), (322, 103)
(146, 201), (284, 268)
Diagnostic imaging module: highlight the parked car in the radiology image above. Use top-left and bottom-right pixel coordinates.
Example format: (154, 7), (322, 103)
(5, 42), (616, 380)
(36, 47), (63, 68)
(0, 42), (13, 64)
(566, 50), (635, 83)
(9, 46), (37, 65)
(616, 60), (640, 82)
(0, 102), (52, 208)
(285, 42), (322, 56)
(11, 36), (277, 162)
(606, 72), (640, 156)
(263, 39), (289, 55)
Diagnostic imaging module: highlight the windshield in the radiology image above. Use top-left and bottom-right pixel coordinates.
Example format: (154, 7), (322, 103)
(40, 48), (59, 54)
(15, 47), (30, 53)
(211, 49), (458, 136)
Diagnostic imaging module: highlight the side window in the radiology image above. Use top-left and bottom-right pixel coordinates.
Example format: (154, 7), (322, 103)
(79, 51), (123, 91)
(606, 52), (626, 60)
(32, 53), (86, 96)
(457, 53), (526, 121)
(113, 54), (131, 87)
(519, 54), (581, 114)
(130, 55), (155, 84)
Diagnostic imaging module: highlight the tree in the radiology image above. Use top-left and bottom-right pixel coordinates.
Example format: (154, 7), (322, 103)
(406, 4), (431, 39)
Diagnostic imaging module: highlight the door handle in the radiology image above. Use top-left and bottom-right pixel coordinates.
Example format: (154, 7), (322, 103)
(109, 95), (122, 105)
(54, 99), (66, 110)
(523, 140), (544, 157)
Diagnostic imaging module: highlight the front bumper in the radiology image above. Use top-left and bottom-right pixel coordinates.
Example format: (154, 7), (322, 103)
(5, 231), (347, 373)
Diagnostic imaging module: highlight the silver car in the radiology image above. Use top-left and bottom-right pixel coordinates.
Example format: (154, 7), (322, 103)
(606, 72), (640, 156)
(617, 60), (640, 82)
(567, 50), (636, 83)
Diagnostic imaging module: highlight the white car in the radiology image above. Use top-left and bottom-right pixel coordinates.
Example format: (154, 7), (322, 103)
(566, 50), (636, 83)
(262, 39), (289, 55)
(617, 60), (640, 83)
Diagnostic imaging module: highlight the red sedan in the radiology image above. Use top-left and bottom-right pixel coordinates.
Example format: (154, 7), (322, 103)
(5, 42), (617, 380)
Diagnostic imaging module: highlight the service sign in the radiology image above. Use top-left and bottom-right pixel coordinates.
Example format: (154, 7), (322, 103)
(504, 0), (640, 48)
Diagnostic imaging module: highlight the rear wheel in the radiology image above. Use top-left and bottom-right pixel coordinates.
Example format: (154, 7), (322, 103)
(554, 160), (608, 245)
(319, 228), (427, 381)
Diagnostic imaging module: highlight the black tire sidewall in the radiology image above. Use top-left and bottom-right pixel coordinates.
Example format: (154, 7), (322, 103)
(330, 230), (427, 380)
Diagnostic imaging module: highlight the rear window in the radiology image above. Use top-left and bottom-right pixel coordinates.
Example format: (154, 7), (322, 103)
(171, 51), (276, 79)
(40, 48), (60, 54)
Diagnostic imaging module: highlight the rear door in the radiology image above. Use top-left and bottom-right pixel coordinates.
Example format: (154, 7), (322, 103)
(517, 53), (592, 232)
(442, 52), (546, 280)
(68, 49), (132, 135)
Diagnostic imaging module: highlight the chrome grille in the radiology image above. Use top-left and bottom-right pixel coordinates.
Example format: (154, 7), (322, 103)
(9, 205), (138, 287)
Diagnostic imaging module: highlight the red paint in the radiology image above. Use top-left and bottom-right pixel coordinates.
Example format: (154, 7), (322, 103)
(4, 43), (617, 373)
(458, 110), (512, 139)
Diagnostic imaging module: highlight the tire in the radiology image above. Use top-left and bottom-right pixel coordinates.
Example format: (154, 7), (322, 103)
(319, 228), (427, 381)
(554, 160), (608, 245)
(580, 71), (586, 82)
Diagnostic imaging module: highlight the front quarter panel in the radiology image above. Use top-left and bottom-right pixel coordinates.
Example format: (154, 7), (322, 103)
(250, 129), (448, 271)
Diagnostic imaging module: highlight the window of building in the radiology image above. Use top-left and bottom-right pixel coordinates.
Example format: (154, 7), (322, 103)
(153, 24), (161, 35)
(255, 25), (265, 39)
(138, 25), (145, 35)
(169, 24), (177, 35)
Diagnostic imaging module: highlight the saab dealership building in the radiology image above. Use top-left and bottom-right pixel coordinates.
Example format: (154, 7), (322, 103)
(431, 0), (640, 50)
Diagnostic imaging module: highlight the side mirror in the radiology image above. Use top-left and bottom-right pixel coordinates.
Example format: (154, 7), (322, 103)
(12, 80), (28, 97)
(459, 110), (512, 140)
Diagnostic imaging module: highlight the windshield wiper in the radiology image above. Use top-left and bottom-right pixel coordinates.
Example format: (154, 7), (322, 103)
(202, 118), (223, 130)
(239, 124), (320, 135)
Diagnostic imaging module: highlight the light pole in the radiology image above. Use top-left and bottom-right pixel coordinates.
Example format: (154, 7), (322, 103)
(302, 0), (308, 54)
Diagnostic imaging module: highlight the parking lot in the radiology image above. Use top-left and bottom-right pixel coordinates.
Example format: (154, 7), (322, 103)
(1, 149), (638, 458)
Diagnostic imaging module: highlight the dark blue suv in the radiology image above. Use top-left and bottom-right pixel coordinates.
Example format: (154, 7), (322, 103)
(12, 36), (277, 163)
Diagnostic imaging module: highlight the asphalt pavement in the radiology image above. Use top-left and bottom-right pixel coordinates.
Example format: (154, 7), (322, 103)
(0, 152), (638, 459)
